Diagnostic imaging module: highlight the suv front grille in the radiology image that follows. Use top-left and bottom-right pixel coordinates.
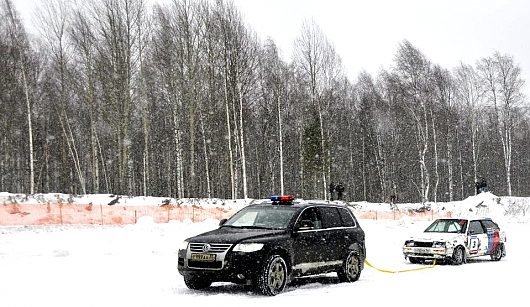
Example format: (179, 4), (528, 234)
(189, 243), (232, 253)
(186, 243), (233, 270)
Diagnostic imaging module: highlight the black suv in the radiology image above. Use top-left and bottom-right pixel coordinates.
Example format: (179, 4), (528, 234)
(177, 196), (366, 296)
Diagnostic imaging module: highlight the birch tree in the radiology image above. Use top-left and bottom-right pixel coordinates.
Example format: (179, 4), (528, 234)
(90, 0), (146, 194)
(478, 52), (525, 196)
(3, 0), (35, 194)
(35, 0), (89, 194)
(293, 19), (331, 199)
(432, 65), (455, 202)
(70, 9), (107, 193)
(454, 63), (485, 194)
(394, 40), (432, 204)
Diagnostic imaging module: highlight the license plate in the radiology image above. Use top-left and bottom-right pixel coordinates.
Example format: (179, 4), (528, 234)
(416, 248), (430, 254)
(191, 253), (216, 262)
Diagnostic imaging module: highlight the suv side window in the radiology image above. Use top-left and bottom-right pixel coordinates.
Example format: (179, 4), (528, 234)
(468, 220), (485, 235)
(320, 207), (342, 228)
(296, 207), (322, 230)
(338, 207), (356, 227)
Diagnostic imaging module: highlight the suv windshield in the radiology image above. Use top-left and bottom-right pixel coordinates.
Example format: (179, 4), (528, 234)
(424, 219), (467, 233)
(223, 206), (297, 230)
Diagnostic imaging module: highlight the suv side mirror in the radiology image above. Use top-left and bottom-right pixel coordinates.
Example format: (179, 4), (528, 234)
(219, 218), (227, 226)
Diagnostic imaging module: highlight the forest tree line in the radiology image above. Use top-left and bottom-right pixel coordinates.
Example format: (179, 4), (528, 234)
(1, 0), (529, 203)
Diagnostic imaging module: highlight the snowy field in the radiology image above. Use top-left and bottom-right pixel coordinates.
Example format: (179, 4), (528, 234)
(0, 213), (528, 307)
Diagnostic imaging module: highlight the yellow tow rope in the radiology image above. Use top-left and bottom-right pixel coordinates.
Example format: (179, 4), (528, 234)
(364, 259), (436, 273)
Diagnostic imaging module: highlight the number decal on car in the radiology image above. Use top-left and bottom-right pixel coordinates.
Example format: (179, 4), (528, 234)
(469, 237), (479, 254)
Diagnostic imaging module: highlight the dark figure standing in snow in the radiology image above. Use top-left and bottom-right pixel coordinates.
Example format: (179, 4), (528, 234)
(336, 183), (345, 200)
(475, 177), (488, 194)
(329, 182), (336, 201)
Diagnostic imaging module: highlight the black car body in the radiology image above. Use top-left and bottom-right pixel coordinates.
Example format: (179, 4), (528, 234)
(177, 196), (366, 295)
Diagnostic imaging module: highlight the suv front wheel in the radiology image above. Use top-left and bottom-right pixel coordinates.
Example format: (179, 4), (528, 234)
(257, 254), (288, 296)
(184, 275), (212, 290)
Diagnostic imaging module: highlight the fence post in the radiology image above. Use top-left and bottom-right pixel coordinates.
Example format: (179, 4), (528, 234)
(59, 203), (63, 225)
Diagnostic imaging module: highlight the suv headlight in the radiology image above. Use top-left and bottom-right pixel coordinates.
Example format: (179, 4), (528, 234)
(433, 241), (446, 248)
(178, 240), (189, 251)
(405, 240), (415, 247)
(233, 243), (264, 253)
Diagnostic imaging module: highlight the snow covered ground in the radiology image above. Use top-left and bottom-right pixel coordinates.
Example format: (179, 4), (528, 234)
(0, 193), (528, 306)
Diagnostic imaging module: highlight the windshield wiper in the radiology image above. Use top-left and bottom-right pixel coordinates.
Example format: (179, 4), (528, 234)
(222, 225), (283, 230)
(240, 225), (274, 229)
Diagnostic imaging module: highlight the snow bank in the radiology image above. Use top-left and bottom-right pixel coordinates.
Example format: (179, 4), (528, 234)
(2, 191), (530, 223)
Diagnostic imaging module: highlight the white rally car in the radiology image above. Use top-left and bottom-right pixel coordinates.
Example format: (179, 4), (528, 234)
(403, 218), (506, 265)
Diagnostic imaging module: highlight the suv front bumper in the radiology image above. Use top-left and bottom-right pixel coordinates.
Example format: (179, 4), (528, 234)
(177, 248), (269, 284)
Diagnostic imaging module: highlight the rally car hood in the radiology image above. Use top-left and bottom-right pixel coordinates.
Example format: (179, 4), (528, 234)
(186, 226), (286, 244)
(410, 232), (463, 242)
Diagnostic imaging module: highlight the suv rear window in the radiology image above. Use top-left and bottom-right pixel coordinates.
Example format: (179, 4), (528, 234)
(320, 207), (343, 228)
(338, 207), (356, 227)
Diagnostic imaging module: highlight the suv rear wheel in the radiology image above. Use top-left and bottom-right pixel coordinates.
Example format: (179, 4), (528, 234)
(257, 254), (288, 296)
(337, 251), (361, 282)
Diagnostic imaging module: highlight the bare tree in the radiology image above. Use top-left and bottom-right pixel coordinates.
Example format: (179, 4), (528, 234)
(393, 40), (432, 204)
(432, 65), (456, 202)
(454, 62), (485, 194)
(478, 52), (525, 196)
(90, 0), (147, 194)
(3, 0), (35, 194)
(35, 0), (88, 194)
(293, 19), (332, 199)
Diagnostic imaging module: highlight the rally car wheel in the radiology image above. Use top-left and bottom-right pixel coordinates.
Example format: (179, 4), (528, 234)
(337, 251), (361, 282)
(451, 246), (465, 265)
(490, 243), (503, 261)
(184, 275), (212, 290)
(257, 254), (288, 296)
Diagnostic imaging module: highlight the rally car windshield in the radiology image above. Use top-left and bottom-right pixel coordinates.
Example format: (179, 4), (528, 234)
(223, 206), (297, 230)
(424, 219), (467, 233)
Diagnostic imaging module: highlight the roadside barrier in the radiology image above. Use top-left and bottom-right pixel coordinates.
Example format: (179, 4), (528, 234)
(364, 259), (436, 273)
(0, 203), (239, 226)
(0, 202), (451, 226)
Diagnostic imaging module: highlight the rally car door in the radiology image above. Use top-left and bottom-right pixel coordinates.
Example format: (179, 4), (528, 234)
(467, 220), (489, 256)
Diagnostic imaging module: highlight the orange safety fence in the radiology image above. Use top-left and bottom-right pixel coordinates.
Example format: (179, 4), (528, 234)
(0, 203), (451, 226)
(0, 203), (240, 226)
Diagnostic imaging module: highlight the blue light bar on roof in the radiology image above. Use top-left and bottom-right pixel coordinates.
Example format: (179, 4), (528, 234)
(270, 195), (295, 203)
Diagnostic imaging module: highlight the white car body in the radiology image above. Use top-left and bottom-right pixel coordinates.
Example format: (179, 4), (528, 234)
(402, 218), (506, 265)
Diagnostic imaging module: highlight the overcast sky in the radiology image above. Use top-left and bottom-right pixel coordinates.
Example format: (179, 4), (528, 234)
(232, 0), (530, 96)
(14, 0), (530, 97)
